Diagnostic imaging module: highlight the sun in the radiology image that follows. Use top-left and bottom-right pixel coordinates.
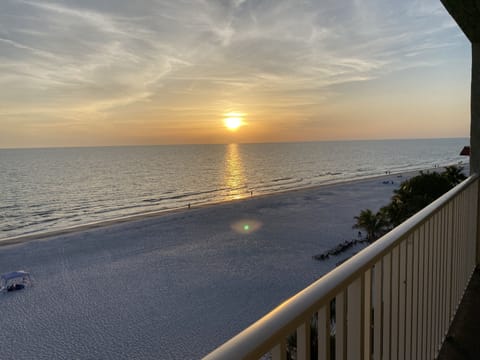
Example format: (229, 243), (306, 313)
(225, 117), (242, 130)
(224, 112), (244, 131)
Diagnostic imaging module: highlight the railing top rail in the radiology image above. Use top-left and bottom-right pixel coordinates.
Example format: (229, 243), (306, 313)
(203, 174), (479, 359)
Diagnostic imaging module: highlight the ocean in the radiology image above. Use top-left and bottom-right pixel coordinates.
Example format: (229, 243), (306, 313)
(0, 138), (468, 241)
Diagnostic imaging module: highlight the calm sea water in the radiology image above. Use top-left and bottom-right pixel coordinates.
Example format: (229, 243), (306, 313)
(0, 138), (468, 240)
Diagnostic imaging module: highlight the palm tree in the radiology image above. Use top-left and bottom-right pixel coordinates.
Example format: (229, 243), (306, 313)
(380, 200), (404, 228)
(443, 165), (466, 186)
(389, 171), (452, 225)
(353, 209), (386, 242)
(354, 166), (466, 241)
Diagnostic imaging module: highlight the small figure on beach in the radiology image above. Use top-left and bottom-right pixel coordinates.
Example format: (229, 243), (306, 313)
(188, 203), (191, 209)
(250, 191), (253, 197)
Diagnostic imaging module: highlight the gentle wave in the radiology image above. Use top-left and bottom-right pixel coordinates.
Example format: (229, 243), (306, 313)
(0, 139), (467, 240)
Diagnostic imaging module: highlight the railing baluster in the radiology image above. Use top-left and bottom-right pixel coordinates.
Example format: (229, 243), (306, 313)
(466, 185), (474, 278)
(271, 339), (286, 360)
(417, 225), (426, 360)
(336, 290), (346, 360)
(411, 230), (419, 359)
(422, 223), (431, 359)
(447, 200), (454, 323)
(452, 196), (460, 312)
(426, 219), (433, 360)
(398, 241), (407, 360)
(347, 276), (363, 359)
(297, 321), (310, 360)
(318, 305), (330, 360)
(373, 261), (382, 360)
(441, 206), (447, 339)
(382, 253), (392, 360)
(458, 193), (463, 300)
(390, 246), (400, 360)
(405, 235), (414, 359)
(363, 269), (372, 360)
(458, 192), (464, 305)
(437, 209), (445, 356)
(439, 207), (447, 349)
(468, 185), (475, 270)
(471, 182), (478, 269)
(438, 208), (445, 354)
(432, 212), (439, 358)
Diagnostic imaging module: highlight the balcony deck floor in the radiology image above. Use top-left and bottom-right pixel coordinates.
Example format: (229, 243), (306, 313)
(437, 267), (480, 360)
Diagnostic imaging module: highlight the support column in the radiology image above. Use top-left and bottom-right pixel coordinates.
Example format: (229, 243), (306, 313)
(472, 43), (480, 266)
(477, 179), (480, 265)
(440, 1), (480, 265)
(472, 43), (480, 175)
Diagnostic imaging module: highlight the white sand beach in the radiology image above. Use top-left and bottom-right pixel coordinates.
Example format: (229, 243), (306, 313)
(0, 171), (425, 359)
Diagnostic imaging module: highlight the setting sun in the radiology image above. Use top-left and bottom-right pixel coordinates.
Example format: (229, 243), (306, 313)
(225, 117), (241, 130)
(224, 113), (244, 131)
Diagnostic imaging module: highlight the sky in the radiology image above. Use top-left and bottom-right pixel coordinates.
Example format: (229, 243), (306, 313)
(0, 0), (472, 148)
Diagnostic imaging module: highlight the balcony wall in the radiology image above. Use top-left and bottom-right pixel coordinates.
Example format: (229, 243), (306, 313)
(204, 175), (479, 360)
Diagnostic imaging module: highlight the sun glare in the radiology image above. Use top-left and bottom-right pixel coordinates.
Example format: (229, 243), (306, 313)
(224, 113), (244, 131)
(225, 117), (241, 130)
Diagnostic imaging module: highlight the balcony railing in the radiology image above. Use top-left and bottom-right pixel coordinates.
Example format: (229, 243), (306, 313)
(204, 175), (479, 360)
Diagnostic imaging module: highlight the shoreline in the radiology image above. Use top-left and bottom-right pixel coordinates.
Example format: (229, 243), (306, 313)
(0, 164), (459, 248)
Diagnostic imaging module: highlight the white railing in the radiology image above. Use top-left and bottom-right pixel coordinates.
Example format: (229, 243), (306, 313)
(204, 175), (479, 360)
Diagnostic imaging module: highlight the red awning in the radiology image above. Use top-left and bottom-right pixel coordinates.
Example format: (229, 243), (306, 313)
(460, 146), (470, 156)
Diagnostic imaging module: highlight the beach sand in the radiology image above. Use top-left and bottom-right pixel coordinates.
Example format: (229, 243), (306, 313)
(0, 171), (422, 359)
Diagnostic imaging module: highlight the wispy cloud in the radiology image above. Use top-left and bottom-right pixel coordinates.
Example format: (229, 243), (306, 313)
(0, 0), (469, 146)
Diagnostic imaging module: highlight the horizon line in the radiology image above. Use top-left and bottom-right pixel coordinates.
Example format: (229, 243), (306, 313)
(0, 136), (469, 151)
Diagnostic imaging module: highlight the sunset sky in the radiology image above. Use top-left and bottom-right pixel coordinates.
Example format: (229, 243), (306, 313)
(0, 0), (472, 148)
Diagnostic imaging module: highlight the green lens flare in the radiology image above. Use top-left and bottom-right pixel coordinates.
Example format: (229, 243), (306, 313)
(231, 219), (262, 234)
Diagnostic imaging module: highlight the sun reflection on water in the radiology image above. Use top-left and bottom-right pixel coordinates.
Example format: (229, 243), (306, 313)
(224, 144), (263, 234)
(224, 143), (247, 200)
